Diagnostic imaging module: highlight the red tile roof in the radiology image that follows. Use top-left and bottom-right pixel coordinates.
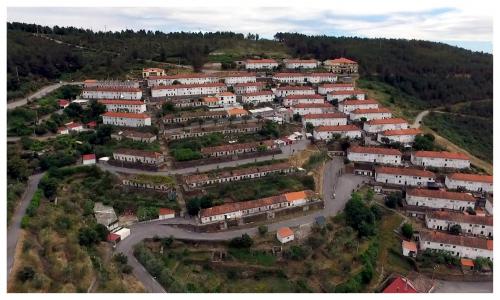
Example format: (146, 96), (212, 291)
(461, 258), (475, 267)
(84, 86), (141, 92)
(447, 173), (493, 183)
(148, 73), (216, 80)
(375, 166), (435, 177)
(342, 99), (379, 105)
(246, 59), (277, 63)
(284, 59), (318, 63)
(366, 118), (407, 125)
(159, 208), (175, 215)
(66, 122), (83, 129)
(58, 99), (70, 106)
(277, 86), (315, 91)
(217, 92), (236, 96)
(303, 113), (347, 119)
(315, 125), (361, 132)
(383, 276), (417, 293)
(402, 241), (417, 252)
(326, 57), (357, 64)
(98, 99), (144, 105)
(351, 108), (391, 114)
(427, 210), (492, 226)
(293, 103), (333, 109)
(320, 83), (355, 88)
(219, 71), (257, 77)
(151, 83), (226, 90)
(241, 91), (274, 96)
(274, 72), (306, 77)
(82, 154), (96, 161)
(407, 188), (475, 202)
(200, 195), (286, 217)
(420, 230), (493, 251)
(102, 112), (150, 119)
(107, 233), (121, 242)
(381, 128), (422, 136)
(349, 146), (402, 156)
(277, 227), (294, 238)
(328, 90), (365, 95)
(114, 148), (163, 158)
(285, 94), (324, 100)
(234, 82), (265, 87)
(201, 140), (274, 155)
(414, 151), (469, 160)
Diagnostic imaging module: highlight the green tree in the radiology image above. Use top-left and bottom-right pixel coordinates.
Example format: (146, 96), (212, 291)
(401, 223), (414, 239)
(258, 225), (268, 235)
(17, 266), (35, 282)
(78, 227), (99, 246)
(449, 224), (462, 235)
(186, 198), (201, 216)
(229, 234), (253, 248)
(305, 122), (314, 133)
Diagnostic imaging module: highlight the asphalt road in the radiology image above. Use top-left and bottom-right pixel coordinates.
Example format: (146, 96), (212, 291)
(7, 81), (83, 110)
(6, 173), (44, 275)
(115, 157), (366, 292)
(434, 280), (493, 293)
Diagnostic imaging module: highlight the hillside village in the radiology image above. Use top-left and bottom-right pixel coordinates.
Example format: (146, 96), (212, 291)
(8, 55), (493, 292)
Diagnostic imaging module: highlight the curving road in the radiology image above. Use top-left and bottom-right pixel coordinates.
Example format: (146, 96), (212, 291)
(6, 173), (45, 275)
(7, 81), (83, 110)
(115, 158), (367, 292)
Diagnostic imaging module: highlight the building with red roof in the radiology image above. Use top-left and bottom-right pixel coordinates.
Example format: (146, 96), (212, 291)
(151, 82), (227, 97)
(350, 107), (392, 121)
(82, 86), (142, 100)
(425, 211), (492, 238)
(383, 276), (418, 293)
(347, 146), (402, 166)
(323, 57), (358, 74)
(411, 151), (470, 169)
(98, 99), (146, 113)
(244, 59), (279, 69)
(158, 208), (176, 220)
(58, 99), (70, 108)
(82, 154), (96, 165)
(419, 230), (493, 260)
(364, 117), (409, 133)
(375, 166), (435, 187)
(283, 59), (319, 69)
(147, 72), (218, 86)
(301, 112), (348, 127)
(406, 188), (476, 211)
(339, 99), (379, 113)
(445, 173), (493, 193)
(283, 94), (325, 107)
(101, 112), (151, 127)
(313, 124), (362, 140)
(377, 128), (422, 145)
(276, 227), (295, 244)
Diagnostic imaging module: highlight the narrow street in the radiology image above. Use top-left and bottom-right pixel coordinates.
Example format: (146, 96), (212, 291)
(7, 81), (83, 110)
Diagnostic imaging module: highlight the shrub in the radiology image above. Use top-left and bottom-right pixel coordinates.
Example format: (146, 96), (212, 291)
(17, 266), (35, 282)
(229, 234), (253, 249)
(258, 225), (268, 236)
(401, 223), (414, 239)
(113, 253), (128, 265)
(449, 224), (462, 235)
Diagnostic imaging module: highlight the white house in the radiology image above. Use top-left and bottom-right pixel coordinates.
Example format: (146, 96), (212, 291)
(113, 149), (164, 165)
(83, 80), (139, 89)
(425, 211), (493, 238)
(284, 59), (319, 69)
(419, 230), (493, 260)
(377, 128), (422, 145)
(244, 59), (279, 69)
(323, 57), (358, 74)
(273, 72), (307, 84)
(406, 188), (476, 211)
(374, 166), (435, 187)
(147, 73), (218, 86)
(216, 92), (237, 107)
(234, 82), (265, 94)
(277, 227), (295, 244)
(283, 94), (325, 107)
(411, 151), (471, 169)
(102, 112), (151, 127)
(221, 72), (257, 85)
(82, 154), (96, 165)
(305, 73), (338, 84)
(98, 99), (146, 113)
(151, 83), (227, 97)
(445, 173), (493, 193)
(313, 124), (362, 140)
(142, 67), (165, 78)
(302, 112), (347, 127)
(241, 91), (275, 104)
(275, 86), (315, 97)
(347, 146), (402, 166)
(363, 118), (409, 133)
(291, 103), (335, 115)
(338, 99), (379, 113)
(158, 208), (176, 220)
(82, 86), (142, 100)
(350, 108), (392, 121)
(318, 83), (355, 95)
(327, 90), (366, 102)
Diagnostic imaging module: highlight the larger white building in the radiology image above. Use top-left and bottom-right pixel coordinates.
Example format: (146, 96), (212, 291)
(347, 146), (402, 166)
(151, 83), (227, 97)
(220, 72), (257, 85)
(339, 99), (379, 113)
(374, 166), (435, 187)
(411, 151), (471, 169)
(241, 91), (275, 104)
(82, 87), (142, 100)
(445, 173), (493, 193)
(113, 149), (164, 165)
(244, 59), (279, 69)
(419, 230), (492, 260)
(377, 128), (422, 145)
(147, 73), (218, 86)
(406, 188), (476, 211)
(302, 112), (347, 127)
(98, 99), (146, 113)
(363, 118), (409, 133)
(283, 94), (325, 107)
(142, 68), (165, 78)
(425, 211), (493, 238)
(313, 125), (362, 140)
(275, 86), (315, 97)
(323, 57), (358, 74)
(350, 108), (392, 121)
(318, 83), (355, 95)
(234, 82), (265, 94)
(284, 59), (319, 69)
(291, 103), (335, 115)
(327, 90), (366, 102)
(102, 112), (151, 127)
